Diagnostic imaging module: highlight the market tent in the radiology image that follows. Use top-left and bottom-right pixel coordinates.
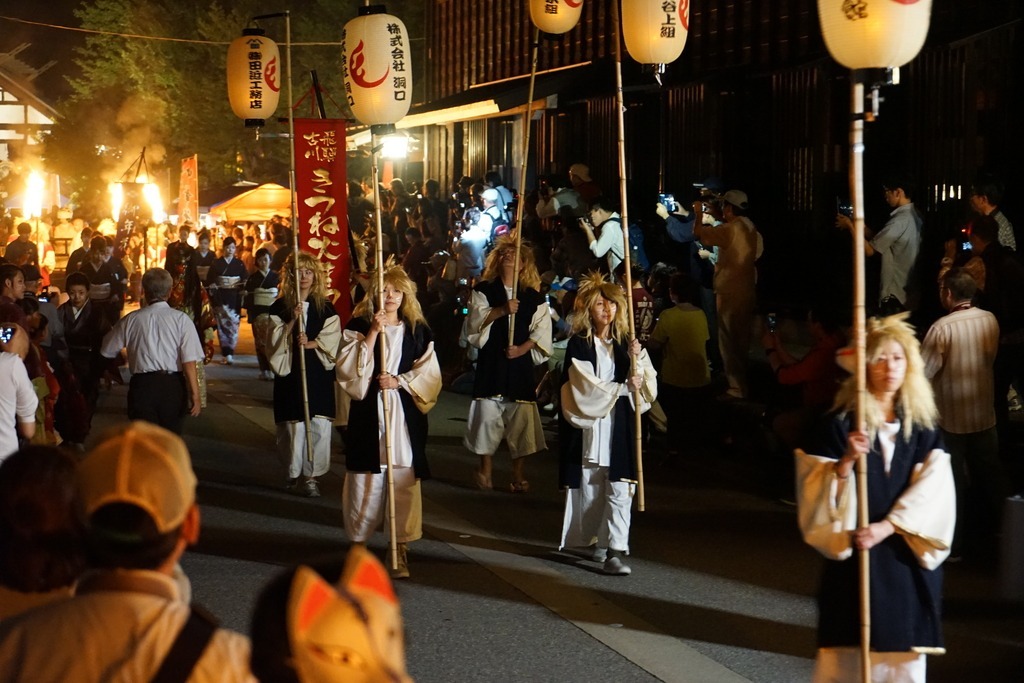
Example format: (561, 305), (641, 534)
(208, 183), (292, 221)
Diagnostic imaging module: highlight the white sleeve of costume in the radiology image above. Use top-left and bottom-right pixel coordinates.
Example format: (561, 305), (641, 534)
(528, 303), (553, 364)
(796, 447), (956, 569)
(397, 341), (443, 414)
(630, 349), (658, 410)
(313, 315), (341, 369)
(465, 290), (493, 349)
(795, 448), (857, 561)
(887, 448), (956, 569)
(335, 329), (374, 400)
(266, 315), (292, 376)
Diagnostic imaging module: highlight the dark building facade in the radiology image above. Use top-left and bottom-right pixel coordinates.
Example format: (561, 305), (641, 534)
(394, 0), (1021, 306)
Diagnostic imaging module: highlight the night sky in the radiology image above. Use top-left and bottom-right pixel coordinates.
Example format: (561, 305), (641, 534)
(0, 1), (86, 103)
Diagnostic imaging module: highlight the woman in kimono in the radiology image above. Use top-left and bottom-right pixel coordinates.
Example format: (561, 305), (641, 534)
(464, 234), (552, 493)
(166, 240), (216, 406)
(336, 265), (441, 579)
(558, 273), (657, 576)
(267, 252), (341, 498)
(244, 248), (280, 380)
(208, 236), (248, 365)
(190, 229), (216, 285)
(796, 314), (955, 683)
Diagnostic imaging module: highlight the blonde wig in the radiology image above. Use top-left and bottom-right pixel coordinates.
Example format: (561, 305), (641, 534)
(279, 251), (328, 312)
(833, 313), (938, 439)
(480, 232), (541, 291)
(570, 271), (630, 343)
(352, 265), (428, 332)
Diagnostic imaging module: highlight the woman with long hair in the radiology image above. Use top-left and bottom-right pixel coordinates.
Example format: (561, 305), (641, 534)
(558, 273), (656, 576)
(266, 252), (340, 498)
(208, 236), (248, 364)
(796, 314), (954, 682)
(336, 266), (441, 579)
(464, 233), (552, 493)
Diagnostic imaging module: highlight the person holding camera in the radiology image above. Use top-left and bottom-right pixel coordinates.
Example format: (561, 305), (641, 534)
(0, 323), (37, 460)
(693, 190), (761, 399)
(837, 172), (922, 315)
(580, 195), (624, 275)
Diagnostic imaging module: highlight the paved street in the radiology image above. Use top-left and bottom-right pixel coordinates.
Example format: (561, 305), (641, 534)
(84, 327), (1024, 682)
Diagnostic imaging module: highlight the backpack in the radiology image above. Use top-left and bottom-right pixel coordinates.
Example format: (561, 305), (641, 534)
(485, 206), (510, 252)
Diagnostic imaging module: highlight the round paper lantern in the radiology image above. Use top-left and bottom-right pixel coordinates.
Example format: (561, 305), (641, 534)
(226, 28), (282, 127)
(528, 0), (584, 35)
(622, 0), (689, 65)
(341, 5), (412, 127)
(817, 0), (932, 69)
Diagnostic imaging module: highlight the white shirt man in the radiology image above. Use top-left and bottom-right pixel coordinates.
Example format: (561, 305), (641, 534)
(581, 200), (624, 274)
(0, 325), (38, 459)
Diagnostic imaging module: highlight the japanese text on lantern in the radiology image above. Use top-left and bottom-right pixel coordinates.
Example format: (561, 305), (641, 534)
(247, 40), (264, 109)
(544, 1), (559, 14)
(387, 23), (407, 101)
(340, 30), (354, 106)
(660, 1), (678, 38)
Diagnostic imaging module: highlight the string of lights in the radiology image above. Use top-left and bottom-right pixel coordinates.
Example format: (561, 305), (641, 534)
(0, 15), (343, 46)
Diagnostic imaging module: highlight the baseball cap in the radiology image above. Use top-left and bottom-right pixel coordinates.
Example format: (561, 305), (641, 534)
(480, 188), (499, 203)
(568, 164), (592, 183)
(77, 421), (198, 533)
(721, 190), (749, 210)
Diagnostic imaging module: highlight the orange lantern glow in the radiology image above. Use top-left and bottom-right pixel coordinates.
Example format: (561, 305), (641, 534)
(528, 0), (584, 35)
(226, 28), (282, 127)
(622, 0), (689, 66)
(817, 0), (932, 69)
(341, 5), (412, 127)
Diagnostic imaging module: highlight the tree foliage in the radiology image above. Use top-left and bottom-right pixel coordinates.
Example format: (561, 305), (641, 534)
(42, 0), (423, 220)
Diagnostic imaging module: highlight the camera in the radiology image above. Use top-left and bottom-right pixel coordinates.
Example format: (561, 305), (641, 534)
(37, 293), (49, 303)
(767, 312), (777, 333)
(458, 277), (469, 286)
(0, 325), (14, 345)
(836, 198), (854, 218)
(658, 193), (676, 212)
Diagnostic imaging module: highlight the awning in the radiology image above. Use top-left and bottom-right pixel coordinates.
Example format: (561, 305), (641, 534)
(347, 61), (609, 147)
(208, 183), (291, 222)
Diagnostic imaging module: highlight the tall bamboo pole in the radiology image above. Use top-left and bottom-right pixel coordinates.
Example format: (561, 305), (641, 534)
(849, 74), (871, 683)
(612, 1), (645, 511)
(370, 131), (399, 570)
(508, 26), (541, 345)
(278, 11), (315, 468)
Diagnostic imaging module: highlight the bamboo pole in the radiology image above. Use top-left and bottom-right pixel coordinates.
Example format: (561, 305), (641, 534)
(369, 131), (399, 571)
(849, 74), (871, 683)
(508, 26), (541, 346)
(612, 1), (645, 511)
(282, 12), (315, 469)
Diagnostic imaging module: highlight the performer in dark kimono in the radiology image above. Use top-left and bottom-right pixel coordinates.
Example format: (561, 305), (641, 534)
(796, 314), (955, 683)
(77, 235), (122, 329)
(208, 236), (248, 364)
(558, 273), (656, 576)
(463, 234), (552, 493)
(190, 229), (217, 285)
(266, 251), (340, 498)
(244, 248), (281, 380)
(54, 272), (109, 447)
(336, 265), (441, 579)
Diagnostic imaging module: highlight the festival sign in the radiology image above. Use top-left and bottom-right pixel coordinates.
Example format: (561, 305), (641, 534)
(293, 118), (351, 320)
(622, 0), (690, 65)
(341, 6), (412, 126)
(226, 28), (281, 127)
(177, 155), (198, 226)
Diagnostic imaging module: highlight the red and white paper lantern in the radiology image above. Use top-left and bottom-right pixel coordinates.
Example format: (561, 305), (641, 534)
(818, 0), (932, 69)
(226, 28), (281, 127)
(622, 0), (689, 65)
(529, 0), (584, 35)
(341, 5), (412, 126)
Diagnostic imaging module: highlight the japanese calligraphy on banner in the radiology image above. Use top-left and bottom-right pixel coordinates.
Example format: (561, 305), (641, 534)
(294, 118), (351, 320)
(177, 155), (198, 226)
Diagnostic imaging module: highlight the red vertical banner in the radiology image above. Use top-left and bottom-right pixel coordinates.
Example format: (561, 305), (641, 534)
(293, 119), (351, 321)
(177, 155), (198, 226)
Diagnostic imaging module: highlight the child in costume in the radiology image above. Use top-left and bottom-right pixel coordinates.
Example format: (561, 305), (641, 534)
(558, 273), (657, 576)
(336, 266), (441, 579)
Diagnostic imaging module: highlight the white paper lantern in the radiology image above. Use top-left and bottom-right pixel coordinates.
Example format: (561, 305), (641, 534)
(529, 0), (584, 35)
(226, 28), (282, 127)
(341, 5), (412, 127)
(622, 0), (689, 65)
(817, 0), (932, 69)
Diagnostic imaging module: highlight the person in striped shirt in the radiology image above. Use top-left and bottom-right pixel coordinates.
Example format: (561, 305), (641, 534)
(922, 267), (1008, 558)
